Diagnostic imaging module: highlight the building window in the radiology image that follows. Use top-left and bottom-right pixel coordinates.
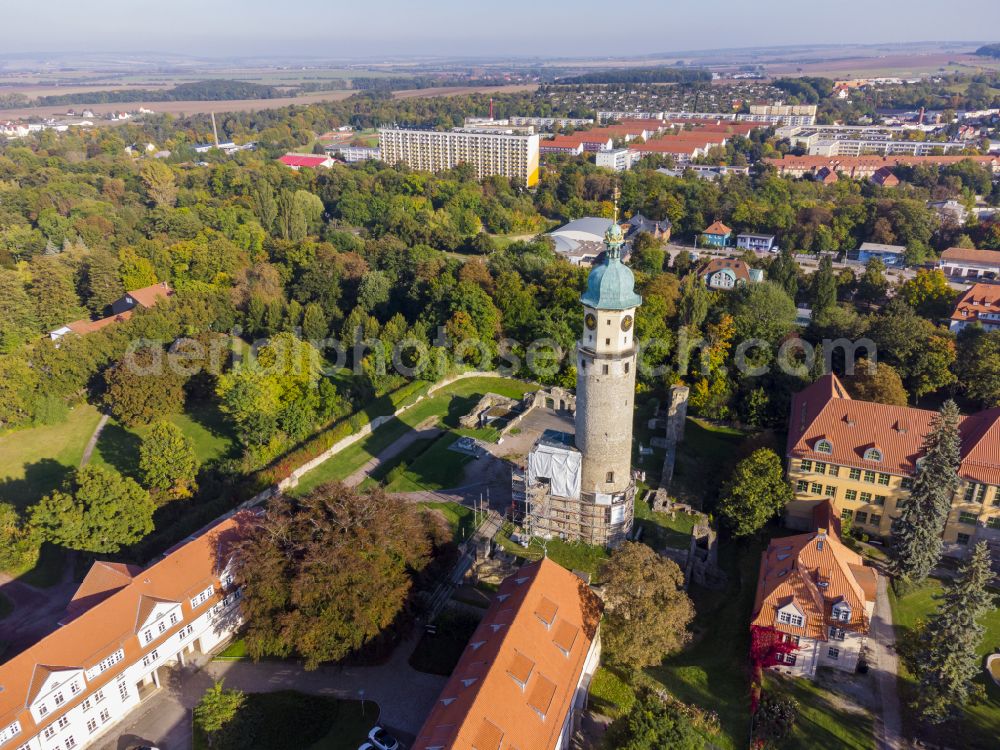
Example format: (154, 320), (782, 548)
(602, 364), (609, 375)
(65, 736), (76, 749)
(870, 514), (882, 526)
(606, 472), (614, 483)
(38, 705), (48, 717)
(777, 652), (797, 666)
(987, 517), (1000, 530)
(855, 512), (868, 524)
(170, 612), (179, 626)
(809, 482), (822, 495)
(860, 492), (872, 504)
(58, 717), (69, 730)
(800, 460), (813, 472)
(69, 681), (80, 695)
(901, 477), (914, 490)
(144, 631), (153, 644)
(826, 486), (837, 498)
(778, 611), (804, 627)
(99, 709), (110, 723)
(814, 462), (827, 474)
(841, 509), (853, 520)
(815, 439), (833, 454)
(874, 495), (886, 506)
(849, 468), (861, 481)
(81, 699), (91, 712)
(118, 682), (129, 702)
(158, 621), (167, 634)
(43, 727), (56, 740)
(845, 490), (857, 501)
(878, 474), (891, 486)
(191, 585), (215, 609)
(94, 690), (105, 704)
(624, 361), (629, 374)
(87, 719), (98, 733)
(827, 647), (840, 660)
(53, 692), (64, 706)
(796, 480), (809, 493)
(863, 470), (876, 483)
(829, 626), (846, 641)
(959, 511), (978, 525)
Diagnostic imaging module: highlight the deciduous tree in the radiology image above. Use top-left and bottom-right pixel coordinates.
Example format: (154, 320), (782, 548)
(599, 542), (694, 668)
(843, 358), (908, 405)
(717, 448), (793, 537)
(103, 347), (187, 426)
(140, 421), (199, 500)
(30, 464), (154, 553)
(194, 680), (245, 742)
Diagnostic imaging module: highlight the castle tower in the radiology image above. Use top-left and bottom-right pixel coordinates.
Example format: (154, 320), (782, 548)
(575, 220), (642, 541)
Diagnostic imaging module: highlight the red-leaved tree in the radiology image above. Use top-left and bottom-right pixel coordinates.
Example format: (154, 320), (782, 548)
(749, 625), (800, 712)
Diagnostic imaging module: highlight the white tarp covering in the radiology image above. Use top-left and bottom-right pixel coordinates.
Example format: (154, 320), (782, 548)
(528, 443), (581, 499)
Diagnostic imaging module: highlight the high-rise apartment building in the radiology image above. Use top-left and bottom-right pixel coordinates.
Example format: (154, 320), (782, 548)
(378, 127), (540, 186)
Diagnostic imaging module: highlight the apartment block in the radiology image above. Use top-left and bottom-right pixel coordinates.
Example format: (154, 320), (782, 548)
(0, 516), (246, 750)
(785, 374), (1000, 563)
(378, 128), (540, 186)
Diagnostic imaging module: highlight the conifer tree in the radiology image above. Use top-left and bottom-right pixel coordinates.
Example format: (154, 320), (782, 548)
(911, 542), (996, 724)
(889, 401), (961, 584)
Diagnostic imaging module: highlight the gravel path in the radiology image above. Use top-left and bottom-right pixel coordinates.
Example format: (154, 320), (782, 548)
(872, 573), (905, 750)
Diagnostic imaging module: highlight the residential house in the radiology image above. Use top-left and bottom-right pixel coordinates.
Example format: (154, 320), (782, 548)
(699, 258), (764, 290)
(595, 148), (641, 172)
(752, 501), (877, 679)
(928, 199), (970, 225)
(950, 283), (1000, 332)
(938, 247), (1000, 281)
(50, 283), (173, 341)
(547, 217), (626, 266)
(0, 515), (246, 750)
(700, 220), (733, 248)
(870, 167), (900, 187)
(785, 373), (1000, 563)
(736, 233), (777, 252)
(853, 242), (907, 267)
(815, 167), (838, 184)
(625, 213), (671, 242)
(412, 558), (602, 750)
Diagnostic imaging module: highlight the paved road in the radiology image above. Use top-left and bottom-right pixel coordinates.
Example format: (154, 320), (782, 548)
(0, 558), (78, 653)
(99, 634), (447, 750)
(871, 573), (905, 750)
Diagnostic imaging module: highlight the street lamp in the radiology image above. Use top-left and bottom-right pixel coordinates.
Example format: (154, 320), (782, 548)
(359, 688), (366, 717)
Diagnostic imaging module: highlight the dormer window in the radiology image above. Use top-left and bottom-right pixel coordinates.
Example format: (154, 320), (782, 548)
(864, 447), (883, 462)
(815, 439), (833, 454)
(832, 602), (852, 622)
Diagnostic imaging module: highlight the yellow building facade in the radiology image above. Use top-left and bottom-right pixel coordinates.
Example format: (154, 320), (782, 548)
(785, 374), (1000, 559)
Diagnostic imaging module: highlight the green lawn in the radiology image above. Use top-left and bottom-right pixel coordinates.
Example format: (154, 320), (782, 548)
(383, 434), (474, 492)
(192, 691), (371, 750)
(589, 666), (636, 719)
(646, 539), (763, 750)
(671, 417), (746, 513)
(0, 403), (103, 509)
(764, 673), (874, 750)
(421, 501), (477, 540)
(91, 401), (237, 479)
(495, 524), (610, 581)
(633, 499), (699, 551)
(889, 578), (1000, 749)
(291, 376), (536, 496)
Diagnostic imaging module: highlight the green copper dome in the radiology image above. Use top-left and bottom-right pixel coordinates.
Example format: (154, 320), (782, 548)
(581, 222), (643, 310)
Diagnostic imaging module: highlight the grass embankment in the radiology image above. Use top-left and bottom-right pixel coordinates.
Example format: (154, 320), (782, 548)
(291, 375), (535, 495)
(890, 578), (1000, 749)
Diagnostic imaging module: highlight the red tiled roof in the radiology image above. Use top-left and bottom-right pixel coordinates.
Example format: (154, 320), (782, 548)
(788, 373), (1000, 485)
(64, 310), (133, 335)
(126, 281), (173, 308)
(951, 282), (1000, 324)
(413, 558), (602, 750)
(700, 257), (750, 281)
(278, 154), (331, 168)
(752, 502), (876, 641)
(940, 247), (1000, 266)
(0, 515), (248, 734)
(703, 220), (733, 236)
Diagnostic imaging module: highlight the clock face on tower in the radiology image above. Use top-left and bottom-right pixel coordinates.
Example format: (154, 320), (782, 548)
(621, 315), (634, 332)
(585, 313), (597, 330)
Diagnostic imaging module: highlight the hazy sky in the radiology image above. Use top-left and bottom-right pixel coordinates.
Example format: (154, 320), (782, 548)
(2, 0), (999, 58)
